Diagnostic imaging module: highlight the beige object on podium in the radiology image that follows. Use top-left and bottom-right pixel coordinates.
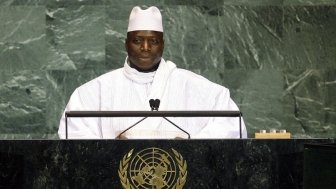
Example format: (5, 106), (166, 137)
(255, 129), (291, 139)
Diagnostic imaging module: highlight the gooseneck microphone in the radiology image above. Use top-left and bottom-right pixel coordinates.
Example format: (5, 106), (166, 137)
(149, 99), (160, 111)
(149, 99), (190, 139)
(116, 99), (191, 139)
(66, 110), (243, 139)
(116, 99), (160, 139)
(116, 117), (148, 139)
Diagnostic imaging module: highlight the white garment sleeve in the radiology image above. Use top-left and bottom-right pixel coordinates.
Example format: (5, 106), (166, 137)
(58, 88), (101, 139)
(193, 88), (247, 139)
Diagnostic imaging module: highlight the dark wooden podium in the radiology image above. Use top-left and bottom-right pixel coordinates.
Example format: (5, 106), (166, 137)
(303, 143), (336, 189)
(0, 139), (334, 189)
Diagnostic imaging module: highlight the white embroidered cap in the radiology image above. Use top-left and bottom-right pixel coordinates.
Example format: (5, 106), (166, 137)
(127, 6), (163, 32)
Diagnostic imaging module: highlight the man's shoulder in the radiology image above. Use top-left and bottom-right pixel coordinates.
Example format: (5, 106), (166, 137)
(77, 68), (123, 90)
(173, 68), (221, 85)
(171, 67), (228, 92)
(173, 68), (207, 80)
(96, 68), (124, 81)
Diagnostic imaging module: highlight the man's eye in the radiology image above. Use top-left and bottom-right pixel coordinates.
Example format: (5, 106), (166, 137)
(133, 39), (142, 44)
(150, 39), (159, 44)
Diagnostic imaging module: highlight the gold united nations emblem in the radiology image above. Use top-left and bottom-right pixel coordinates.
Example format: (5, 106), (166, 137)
(118, 147), (187, 189)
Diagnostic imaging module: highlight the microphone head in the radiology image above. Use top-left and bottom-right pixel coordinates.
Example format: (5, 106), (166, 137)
(149, 99), (160, 111)
(149, 99), (155, 110)
(154, 99), (160, 110)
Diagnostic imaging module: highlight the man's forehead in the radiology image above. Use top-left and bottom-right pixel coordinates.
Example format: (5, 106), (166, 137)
(127, 30), (163, 37)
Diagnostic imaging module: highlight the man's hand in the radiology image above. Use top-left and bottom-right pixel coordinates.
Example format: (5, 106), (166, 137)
(116, 134), (128, 139)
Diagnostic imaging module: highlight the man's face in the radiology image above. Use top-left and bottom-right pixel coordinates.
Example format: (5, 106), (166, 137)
(125, 30), (164, 70)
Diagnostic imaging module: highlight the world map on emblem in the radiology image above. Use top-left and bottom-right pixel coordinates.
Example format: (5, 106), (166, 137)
(129, 148), (178, 189)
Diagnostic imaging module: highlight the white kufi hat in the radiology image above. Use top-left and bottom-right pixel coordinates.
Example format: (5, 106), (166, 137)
(127, 6), (163, 32)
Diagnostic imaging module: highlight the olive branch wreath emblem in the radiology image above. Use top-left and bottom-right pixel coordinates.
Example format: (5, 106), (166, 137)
(118, 148), (187, 189)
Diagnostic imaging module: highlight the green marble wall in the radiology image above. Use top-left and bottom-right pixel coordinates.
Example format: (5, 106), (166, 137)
(0, 0), (335, 139)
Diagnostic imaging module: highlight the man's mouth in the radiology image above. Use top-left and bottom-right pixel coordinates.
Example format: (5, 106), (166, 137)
(139, 57), (151, 59)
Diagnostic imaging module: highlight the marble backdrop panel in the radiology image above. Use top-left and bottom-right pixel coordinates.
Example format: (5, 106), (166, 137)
(222, 5), (284, 69)
(0, 5), (48, 138)
(0, 70), (47, 138)
(163, 5), (225, 70)
(282, 6), (336, 138)
(104, 0), (165, 6)
(224, 0), (284, 5)
(283, 0), (336, 5)
(224, 69), (285, 136)
(46, 0), (104, 6)
(164, 0), (224, 8)
(45, 5), (106, 70)
(0, 2), (335, 138)
(105, 4), (134, 70)
(44, 5), (107, 135)
(325, 69), (336, 137)
(283, 69), (336, 137)
(46, 69), (108, 135)
(0, 0), (45, 6)
(283, 6), (336, 69)
(0, 6), (46, 71)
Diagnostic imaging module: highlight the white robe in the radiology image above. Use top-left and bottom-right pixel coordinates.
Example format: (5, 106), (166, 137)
(58, 58), (247, 139)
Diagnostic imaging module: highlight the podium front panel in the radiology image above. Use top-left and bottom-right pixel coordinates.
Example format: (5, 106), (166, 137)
(0, 139), (334, 189)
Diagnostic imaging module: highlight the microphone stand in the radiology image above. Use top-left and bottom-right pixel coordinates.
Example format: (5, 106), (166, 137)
(116, 99), (191, 139)
(163, 117), (190, 139)
(116, 117), (147, 139)
(65, 110), (243, 139)
(149, 99), (190, 139)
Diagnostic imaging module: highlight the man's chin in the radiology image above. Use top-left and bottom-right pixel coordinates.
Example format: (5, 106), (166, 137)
(138, 65), (155, 70)
(137, 60), (154, 67)
(135, 61), (155, 69)
(133, 62), (161, 72)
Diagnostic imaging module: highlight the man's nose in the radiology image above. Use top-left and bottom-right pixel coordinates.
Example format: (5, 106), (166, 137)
(140, 40), (151, 51)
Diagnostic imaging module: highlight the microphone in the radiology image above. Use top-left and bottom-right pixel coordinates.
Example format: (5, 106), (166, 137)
(116, 99), (191, 139)
(66, 110), (242, 139)
(117, 99), (161, 138)
(149, 99), (190, 139)
(149, 99), (160, 111)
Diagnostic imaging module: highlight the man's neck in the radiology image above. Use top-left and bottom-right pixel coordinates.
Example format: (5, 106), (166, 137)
(129, 61), (160, 73)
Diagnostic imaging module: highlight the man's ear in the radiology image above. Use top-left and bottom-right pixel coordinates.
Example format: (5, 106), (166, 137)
(162, 39), (165, 51)
(125, 38), (128, 51)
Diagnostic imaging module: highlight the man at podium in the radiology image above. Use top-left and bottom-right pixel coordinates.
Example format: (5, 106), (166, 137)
(58, 6), (247, 139)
